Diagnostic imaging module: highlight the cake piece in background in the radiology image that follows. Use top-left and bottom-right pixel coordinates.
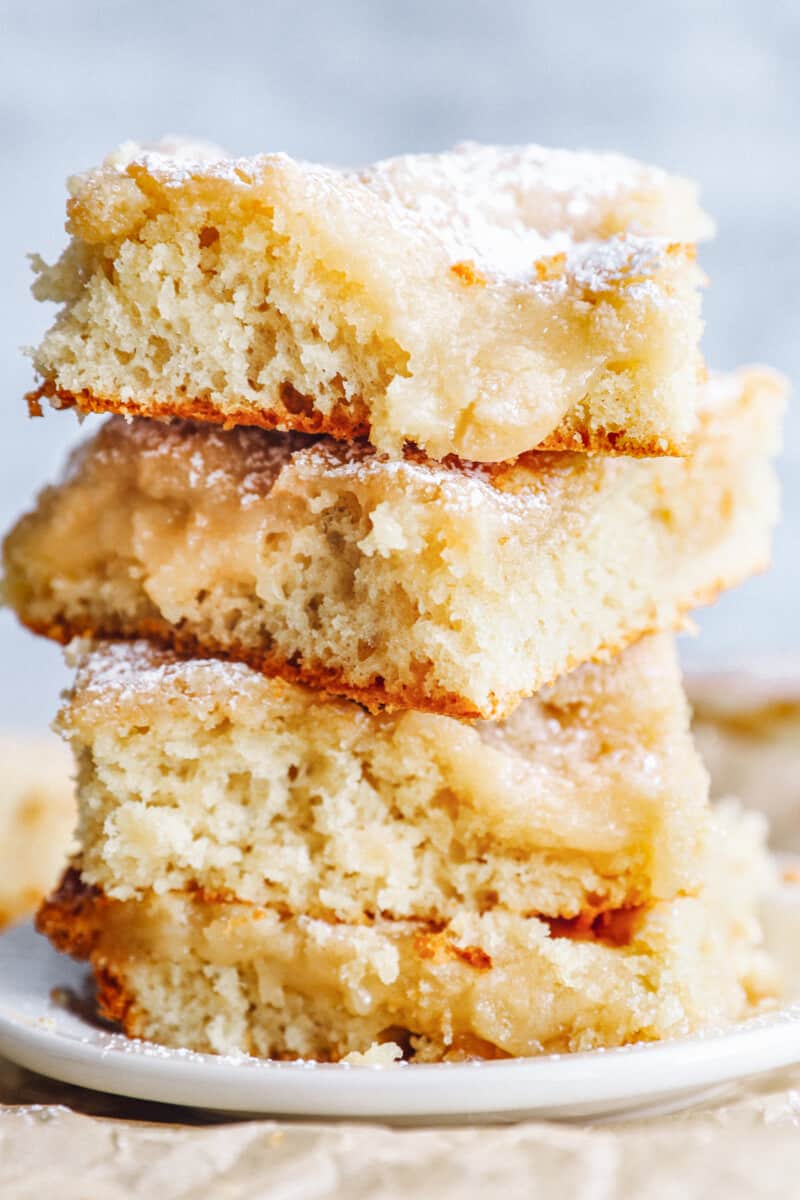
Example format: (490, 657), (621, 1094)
(4, 367), (784, 719)
(55, 635), (709, 922)
(0, 734), (74, 929)
(690, 672), (800, 852)
(28, 140), (711, 462)
(37, 804), (776, 1061)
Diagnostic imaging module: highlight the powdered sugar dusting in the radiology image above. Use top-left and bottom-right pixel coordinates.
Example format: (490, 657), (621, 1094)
(361, 141), (693, 287)
(78, 415), (549, 520)
(64, 416), (319, 509)
(367, 141), (667, 217)
(68, 638), (261, 710)
(104, 137), (267, 187)
(289, 439), (546, 518)
(93, 138), (707, 292)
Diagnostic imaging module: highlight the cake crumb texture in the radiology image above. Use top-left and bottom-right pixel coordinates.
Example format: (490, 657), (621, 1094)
(56, 634), (709, 921)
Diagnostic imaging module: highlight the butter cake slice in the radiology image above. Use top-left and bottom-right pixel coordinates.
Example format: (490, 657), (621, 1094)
(28, 139), (711, 461)
(56, 635), (709, 922)
(37, 804), (776, 1060)
(3, 368), (783, 719)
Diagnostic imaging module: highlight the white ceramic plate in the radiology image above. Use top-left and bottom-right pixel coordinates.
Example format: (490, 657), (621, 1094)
(2, 881), (800, 1123)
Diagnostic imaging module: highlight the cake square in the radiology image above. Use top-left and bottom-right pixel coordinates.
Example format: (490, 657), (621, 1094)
(57, 634), (709, 923)
(4, 368), (783, 719)
(28, 140), (711, 461)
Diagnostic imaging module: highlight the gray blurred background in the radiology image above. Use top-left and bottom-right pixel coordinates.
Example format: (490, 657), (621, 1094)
(1, 0), (797, 729)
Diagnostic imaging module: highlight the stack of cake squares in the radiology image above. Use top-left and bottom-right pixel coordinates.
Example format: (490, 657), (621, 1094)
(3, 141), (787, 1061)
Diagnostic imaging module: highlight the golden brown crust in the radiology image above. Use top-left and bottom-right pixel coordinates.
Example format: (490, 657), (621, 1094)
(35, 867), (106, 958)
(534, 427), (686, 457)
(27, 382), (687, 458)
(92, 962), (138, 1030)
(18, 612), (494, 719)
(37, 874), (140, 1033)
(413, 932), (494, 969)
(547, 905), (644, 948)
(450, 260), (488, 287)
(27, 381), (371, 443)
(15, 565), (764, 720)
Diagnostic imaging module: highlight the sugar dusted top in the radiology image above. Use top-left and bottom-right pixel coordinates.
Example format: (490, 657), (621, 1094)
(64, 638), (274, 716)
(361, 141), (712, 285)
(80, 138), (712, 291)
